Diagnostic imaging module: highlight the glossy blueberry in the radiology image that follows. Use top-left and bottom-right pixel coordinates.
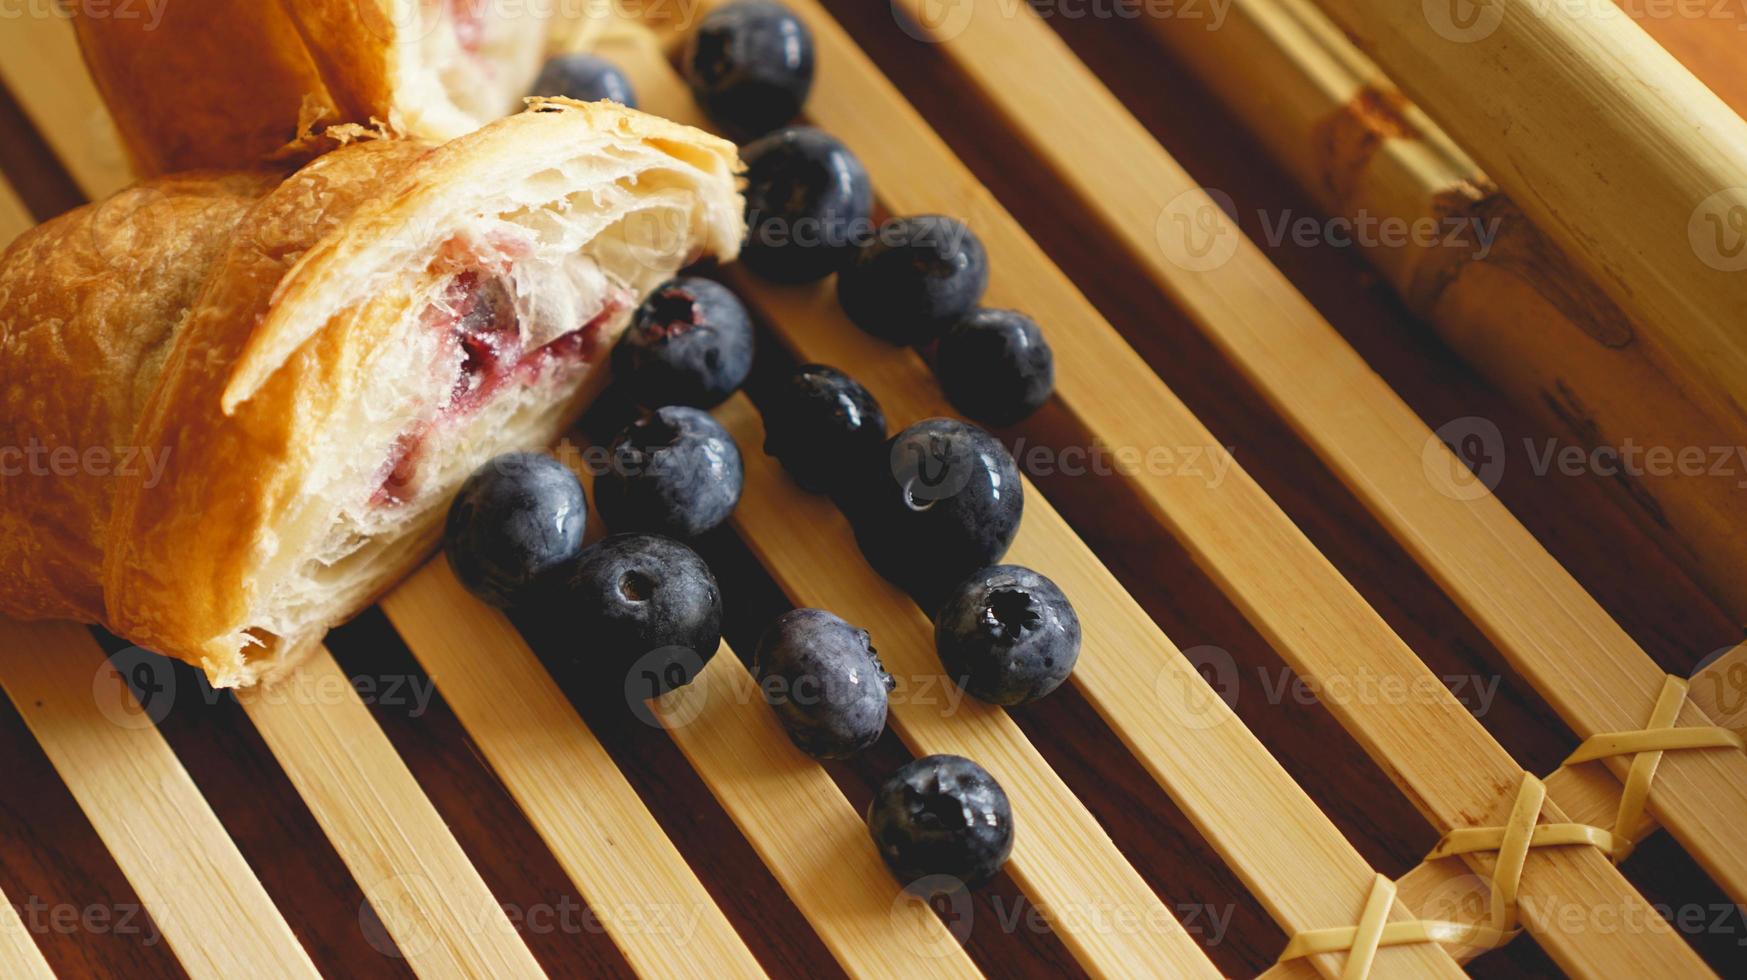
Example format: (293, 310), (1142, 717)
(444, 452), (587, 608)
(867, 755), (1014, 888)
(529, 53), (637, 107)
(838, 215), (989, 345)
(935, 565), (1080, 706)
(935, 308), (1055, 426)
(565, 533), (721, 693)
(614, 277), (754, 409)
(684, 0), (815, 139)
(755, 608), (893, 758)
(596, 406), (743, 540)
(761, 364), (887, 494)
(846, 418), (1023, 604)
(741, 127), (873, 283)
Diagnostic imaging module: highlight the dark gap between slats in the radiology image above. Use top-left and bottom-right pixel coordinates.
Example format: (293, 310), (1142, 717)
(86, 628), (414, 979)
(325, 608), (636, 980)
(0, 80), (83, 222)
(0, 685), (186, 979)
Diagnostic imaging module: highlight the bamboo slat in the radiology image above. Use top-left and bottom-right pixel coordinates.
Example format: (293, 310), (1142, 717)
(1302, 0), (1747, 434)
(656, 649), (985, 979)
(378, 566), (766, 980)
(624, 9), (1708, 975)
(0, 881), (55, 980)
(1140, 0), (1747, 635)
(0, 620), (319, 979)
(239, 647), (545, 978)
(872, 0), (1747, 910)
(605, 26), (1465, 980)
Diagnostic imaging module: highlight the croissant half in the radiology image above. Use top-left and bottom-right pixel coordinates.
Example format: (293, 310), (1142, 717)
(0, 100), (743, 687)
(73, 0), (607, 173)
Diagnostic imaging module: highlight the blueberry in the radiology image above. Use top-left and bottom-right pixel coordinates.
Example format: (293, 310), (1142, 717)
(846, 418), (1023, 604)
(867, 755), (1014, 888)
(529, 53), (637, 107)
(935, 565), (1079, 705)
(755, 608), (893, 758)
(444, 452), (587, 608)
(684, 1), (815, 139)
(741, 127), (873, 283)
(566, 533), (721, 693)
(596, 406), (744, 539)
(838, 216), (989, 345)
(935, 309), (1055, 426)
(761, 364), (887, 494)
(614, 277), (754, 409)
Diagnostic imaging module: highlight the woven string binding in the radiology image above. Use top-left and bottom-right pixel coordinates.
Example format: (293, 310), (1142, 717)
(1561, 675), (1743, 862)
(1277, 674), (1743, 978)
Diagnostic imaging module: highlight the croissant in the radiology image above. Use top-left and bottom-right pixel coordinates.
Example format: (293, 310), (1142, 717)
(0, 100), (744, 687)
(73, 0), (609, 174)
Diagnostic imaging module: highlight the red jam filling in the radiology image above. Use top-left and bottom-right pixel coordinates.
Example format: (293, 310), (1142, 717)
(371, 270), (621, 507)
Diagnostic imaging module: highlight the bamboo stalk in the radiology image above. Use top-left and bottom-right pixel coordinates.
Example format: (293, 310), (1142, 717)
(858, 0), (1747, 911)
(1139, 0), (1747, 644)
(1302, 0), (1747, 434)
(607, 27), (1466, 980)
(0, 620), (320, 979)
(377, 568), (766, 980)
(0, 881), (55, 980)
(625, 11), (1712, 973)
(239, 647), (545, 978)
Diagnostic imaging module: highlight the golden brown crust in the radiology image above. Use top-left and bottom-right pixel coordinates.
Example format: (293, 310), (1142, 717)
(71, 0), (336, 175)
(0, 172), (276, 620)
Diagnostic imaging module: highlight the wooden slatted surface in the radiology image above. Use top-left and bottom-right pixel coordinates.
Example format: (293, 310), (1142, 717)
(626, 14), (1711, 977)
(606, 27), (1469, 979)
(0, 5), (1740, 979)
(239, 648), (545, 978)
(0, 620), (320, 979)
(925, 0), (1747, 908)
(379, 567), (767, 980)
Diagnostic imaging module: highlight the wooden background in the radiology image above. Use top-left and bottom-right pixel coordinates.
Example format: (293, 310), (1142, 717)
(0, 3), (1743, 977)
